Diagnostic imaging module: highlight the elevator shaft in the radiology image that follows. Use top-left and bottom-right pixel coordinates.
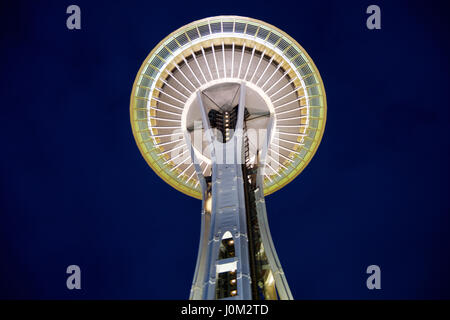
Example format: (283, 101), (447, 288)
(188, 83), (293, 300)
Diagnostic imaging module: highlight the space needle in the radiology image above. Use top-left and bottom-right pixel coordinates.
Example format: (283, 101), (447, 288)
(130, 16), (326, 300)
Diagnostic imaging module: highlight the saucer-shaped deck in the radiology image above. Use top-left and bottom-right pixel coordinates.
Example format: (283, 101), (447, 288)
(130, 16), (326, 199)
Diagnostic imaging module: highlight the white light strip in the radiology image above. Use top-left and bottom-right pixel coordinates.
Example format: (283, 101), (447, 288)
(172, 62), (197, 90)
(271, 142), (300, 154)
(276, 115), (307, 121)
(274, 136), (305, 146)
(177, 162), (193, 178)
(149, 106), (182, 117)
(243, 47), (256, 80)
(149, 132), (183, 138)
(166, 71), (193, 95)
(216, 261), (237, 273)
(200, 46), (214, 81)
(161, 78), (190, 100)
(269, 76), (298, 99)
(231, 42), (235, 78)
(268, 154), (288, 170)
(237, 43), (246, 79)
(161, 143), (187, 156)
(182, 56), (202, 86)
(250, 49), (266, 83)
(149, 117), (181, 122)
(211, 44), (220, 79)
(151, 126), (182, 130)
(155, 87), (186, 105)
(187, 169), (197, 183)
(261, 62), (282, 89)
(191, 50), (208, 84)
(154, 138), (184, 148)
(170, 155), (190, 171)
(255, 56), (275, 86)
(278, 131), (307, 137)
(269, 148), (294, 163)
(202, 163), (209, 175)
(277, 124), (307, 128)
(271, 87), (302, 104)
(222, 42), (227, 78)
(275, 96), (305, 110)
(153, 98), (184, 111)
(163, 148), (189, 165)
(266, 68), (291, 94)
(276, 106), (305, 116)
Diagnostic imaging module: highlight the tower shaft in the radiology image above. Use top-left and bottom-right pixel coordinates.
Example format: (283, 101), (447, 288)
(188, 83), (293, 300)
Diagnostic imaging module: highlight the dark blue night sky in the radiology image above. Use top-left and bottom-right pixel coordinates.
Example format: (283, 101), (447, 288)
(1, 0), (449, 299)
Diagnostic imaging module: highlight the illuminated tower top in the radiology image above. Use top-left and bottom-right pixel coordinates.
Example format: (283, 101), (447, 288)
(130, 16), (326, 199)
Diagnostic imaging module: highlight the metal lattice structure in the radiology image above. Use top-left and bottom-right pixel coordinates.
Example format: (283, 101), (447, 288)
(130, 16), (326, 300)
